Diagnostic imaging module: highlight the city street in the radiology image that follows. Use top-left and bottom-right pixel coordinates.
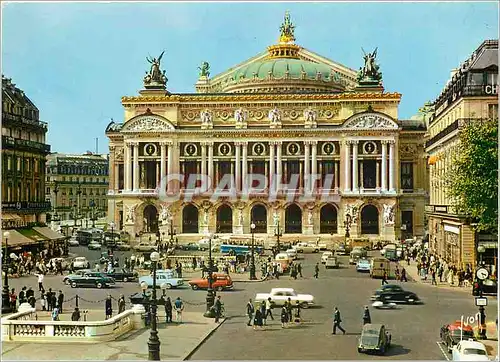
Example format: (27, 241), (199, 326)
(6, 246), (497, 360)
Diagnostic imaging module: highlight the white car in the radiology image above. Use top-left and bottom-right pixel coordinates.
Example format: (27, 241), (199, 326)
(72, 257), (90, 270)
(321, 251), (333, 264)
(451, 340), (489, 361)
(293, 242), (319, 253)
(255, 287), (315, 308)
(285, 248), (298, 260)
(68, 238), (79, 247)
(133, 242), (157, 252)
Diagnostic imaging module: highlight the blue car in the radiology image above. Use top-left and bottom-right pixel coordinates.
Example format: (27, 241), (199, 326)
(138, 270), (184, 289)
(356, 258), (371, 272)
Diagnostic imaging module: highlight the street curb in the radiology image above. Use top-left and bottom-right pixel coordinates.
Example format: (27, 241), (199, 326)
(181, 318), (227, 360)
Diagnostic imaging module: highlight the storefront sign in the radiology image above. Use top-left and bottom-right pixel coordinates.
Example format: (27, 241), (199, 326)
(484, 84), (498, 95)
(435, 206), (448, 213)
(424, 205), (434, 213)
(444, 224), (460, 235)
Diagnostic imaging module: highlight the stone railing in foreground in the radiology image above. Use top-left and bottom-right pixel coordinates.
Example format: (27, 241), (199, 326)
(2, 303), (146, 343)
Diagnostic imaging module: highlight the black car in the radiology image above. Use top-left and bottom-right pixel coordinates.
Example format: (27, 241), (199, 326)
(473, 279), (497, 296)
(104, 268), (138, 282)
(370, 284), (421, 304)
(180, 242), (200, 251)
(440, 322), (475, 352)
(65, 272), (115, 289)
(358, 324), (391, 355)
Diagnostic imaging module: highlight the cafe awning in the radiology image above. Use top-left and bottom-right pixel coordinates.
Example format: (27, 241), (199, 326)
(2, 214), (23, 221)
(2, 230), (37, 247)
(33, 227), (66, 241)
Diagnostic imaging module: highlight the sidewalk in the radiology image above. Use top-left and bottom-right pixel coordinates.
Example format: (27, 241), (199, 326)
(404, 262), (473, 293)
(1, 312), (225, 361)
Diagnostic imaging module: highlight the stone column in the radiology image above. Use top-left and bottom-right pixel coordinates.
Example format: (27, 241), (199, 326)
(133, 142), (139, 191)
(381, 140), (388, 192)
(242, 142), (248, 191)
(235, 142), (241, 191)
(359, 160), (364, 190)
(311, 141), (317, 192)
(156, 162), (160, 187)
(389, 140), (395, 192)
(344, 140), (351, 192)
(115, 162), (120, 192)
(174, 142), (180, 193)
(304, 141), (310, 191)
(167, 142), (173, 193)
(160, 142), (167, 184)
(201, 142), (207, 179)
(276, 142), (282, 191)
(208, 143), (214, 189)
(352, 140), (359, 192)
(376, 161), (380, 190)
(109, 146), (115, 193)
(124, 142), (132, 191)
(334, 161), (339, 190)
(269, 141), (275, 192)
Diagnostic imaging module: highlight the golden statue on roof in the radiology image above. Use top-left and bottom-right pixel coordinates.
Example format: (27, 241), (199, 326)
(279, 11), (296, 44)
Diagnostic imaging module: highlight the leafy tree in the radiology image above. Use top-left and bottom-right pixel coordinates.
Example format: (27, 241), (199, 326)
(446, 118), (498, 233)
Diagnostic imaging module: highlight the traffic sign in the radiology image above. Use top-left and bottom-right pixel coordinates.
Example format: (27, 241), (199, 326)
(476, 267), (489, 280)
(475, 297), (488, 307)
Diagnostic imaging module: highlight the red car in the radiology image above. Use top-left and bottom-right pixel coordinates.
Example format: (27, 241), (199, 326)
(440, 321), (475, 353)
(188, 273), (234, 291)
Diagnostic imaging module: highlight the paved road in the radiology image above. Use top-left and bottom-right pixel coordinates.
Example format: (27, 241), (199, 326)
(6, 247), (498, 360)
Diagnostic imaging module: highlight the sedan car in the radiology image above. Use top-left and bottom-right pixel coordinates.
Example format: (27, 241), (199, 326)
(68, 238), (80, 247)
(72, 256), (90, 270)
(65, 271), (115, 289)
(115, 242), (131, 251)
(440, 321), (475, 352)
(133, 242), (157, 252)
(370, 284), (421, 304)
(188, 273), (234, 291)
(356, 258), (371, 272)
(63, 269), (91, 284)
(139, 270), (184, 289)
(104, 268), (138, 282)
(358, 324), (391, 355)
(321, 251), (333, 264)
(88, 242), (102, 250)
(452, 340), (489, 361)
(336, 243), (350, 255)
(286, 248), (298, 260)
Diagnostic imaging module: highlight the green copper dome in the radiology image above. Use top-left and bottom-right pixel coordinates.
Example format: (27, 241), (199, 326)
(232, 58), (334, 81)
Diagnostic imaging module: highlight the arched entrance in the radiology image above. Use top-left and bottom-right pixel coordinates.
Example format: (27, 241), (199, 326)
(285, 204), (302, 233)
(320, 204), (338, 234)
(251, 204), (267, 233)
(361, 205), (379, 234)
(182, 204), (199, 233)
(217, 204), (233, 233)
(143, 204), (159, 233)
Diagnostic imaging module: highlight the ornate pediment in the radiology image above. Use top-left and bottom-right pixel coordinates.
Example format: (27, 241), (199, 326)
(122, 113), (175, 133)
(343, 112), (398, 130)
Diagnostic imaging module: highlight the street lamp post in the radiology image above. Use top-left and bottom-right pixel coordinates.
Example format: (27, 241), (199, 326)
(250, 222), (257, 280)
(148, 251), (161, 360)
(2, 231), (12, 313)
(168, 217), (176, 248)
(274, 220), (283, 253)
(53, 182), (60, 222)
(90, 200), (96, 228)
(76, 183), (82, 227)
(203, 237), (216, 318)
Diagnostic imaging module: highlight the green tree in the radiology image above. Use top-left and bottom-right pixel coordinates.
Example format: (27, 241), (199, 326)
(446, 118), (498, 233)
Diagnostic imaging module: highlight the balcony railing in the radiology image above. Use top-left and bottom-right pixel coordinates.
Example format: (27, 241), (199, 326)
(2, 201), (52, 212)
(2, 112), (48, 130)
(2, 136), (51, 153)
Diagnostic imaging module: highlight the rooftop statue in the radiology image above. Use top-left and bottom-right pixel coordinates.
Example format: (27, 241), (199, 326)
(198, 61), (210, 78)
(357, 47), (382, 84)
(279, 11), (296, 43)
(144, 51), (168, 87)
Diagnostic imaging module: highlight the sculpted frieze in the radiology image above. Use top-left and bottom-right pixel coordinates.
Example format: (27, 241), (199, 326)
(123, 116), (174, 132)
(343, 113), (398, 130)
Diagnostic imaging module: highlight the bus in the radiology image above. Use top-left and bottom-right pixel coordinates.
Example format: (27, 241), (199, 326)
(76, 229), (103, 245)
(219, 244), (264, 255)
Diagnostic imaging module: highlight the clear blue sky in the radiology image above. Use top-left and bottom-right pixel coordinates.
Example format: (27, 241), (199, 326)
(2, 1), (498, 154)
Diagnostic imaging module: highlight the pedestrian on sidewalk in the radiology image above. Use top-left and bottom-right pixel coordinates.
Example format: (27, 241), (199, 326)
(51, 307), (60, 321)
(285, 298), (293, 324)
(105, 295), (113, 319)
(314, 263), (319, 278)
(265, 297), (274, 322)
(246, 299), (255, 326)
(71, 307), (81, 321)
(395, 266), (400, 281)
(35, 272), (45, 293)
(118, 295), (126, 314)
(165, 297), (173, 323)
(438, 266), (444, 283)
(401, 267), (407, 282)
(332, 307), (346, 335)
(431, 269), (437, 285)
(280, 306), (289, 328)
(362, 306), (371, 325)
(57, 290), (64, 313)
(297, 263), (303, 277)
(9, 288), (17, 311)
(260, 300), (267, 325)
(253, 308), (263, 330)
(174, 297), (184, 323)
(381, 270), (388, 285)
(214, 296), (223, 323)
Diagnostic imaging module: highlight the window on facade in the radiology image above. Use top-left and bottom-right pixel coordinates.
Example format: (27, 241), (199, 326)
(469, 72), (483, 86)
(322, 161), (335, 189)
(488, 104), (498, 121)
(401, 162), (414, 190)
(62, 176), (66, 182)
(46, 187), (50, 194)
(17, 157), (21, 171)
(486, 72), (498, 86)
(7, 156), (11, 170)
(26, 158), (30, 172)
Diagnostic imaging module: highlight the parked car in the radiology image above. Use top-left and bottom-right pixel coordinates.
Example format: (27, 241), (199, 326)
(325, 256), (339, 269)
(188, 273), (233, 291)
(71, 256), (90, 270)
(138, 270), (184, 289)
(321, 251), (334, 264)
(356, 258), (371, 272)
(88, 241), (102, 250)
(440, 321), (476, 353)
(285, 248), (298, 260)
(133, 242), (157, 252)
(180, 242), (200, 251)
(358, 324), (391, 355)
(68, 238), (79, 247)
(65, 271), (115, 289)
(255, 288), (314, 308)
(370, 284), (421, 304)
(115, 242), (131, 251)
(451, 340), (489, 361)
(105, 268), (138, 282)
(473, 279), (498, 296)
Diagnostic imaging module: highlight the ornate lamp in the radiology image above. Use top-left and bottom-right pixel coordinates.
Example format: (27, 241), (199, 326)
(148, 251), (161, 360)
(2, 231), (11, 313)
(250, 223), (257, 280)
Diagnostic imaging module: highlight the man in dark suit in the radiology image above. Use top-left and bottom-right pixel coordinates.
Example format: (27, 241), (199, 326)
(332, 307), (346, 335)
